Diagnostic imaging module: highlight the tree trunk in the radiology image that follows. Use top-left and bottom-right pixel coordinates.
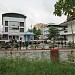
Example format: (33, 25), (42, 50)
(71, 21), (74, 47)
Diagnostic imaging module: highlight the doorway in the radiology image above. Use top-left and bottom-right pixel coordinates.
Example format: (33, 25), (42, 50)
(13, 36), (15, 40)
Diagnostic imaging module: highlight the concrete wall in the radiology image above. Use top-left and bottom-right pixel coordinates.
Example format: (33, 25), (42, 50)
(0, 49), (75, 62)
(0, 50), (51, 61)
(60, 49), (75, 62)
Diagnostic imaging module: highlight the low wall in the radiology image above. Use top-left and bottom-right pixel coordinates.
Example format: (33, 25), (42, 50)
(0, 50), (51, 61)
(0, 49), (75, 62)
(59, 49), (75, 62)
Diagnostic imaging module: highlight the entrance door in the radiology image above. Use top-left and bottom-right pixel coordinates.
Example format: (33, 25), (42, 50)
(13, 36), (15, 40)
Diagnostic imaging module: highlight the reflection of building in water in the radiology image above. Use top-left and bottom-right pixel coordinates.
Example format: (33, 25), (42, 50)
(2, 13), (27, 42)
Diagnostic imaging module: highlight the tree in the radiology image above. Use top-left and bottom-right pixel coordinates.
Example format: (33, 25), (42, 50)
(48, 26), (59, 40)
(54, 0), (75, 47)
(28, 27), (41, 40)
(33, 27), (41, 39)
(54, 0), (75, 17)
(48, 26), (59, 48)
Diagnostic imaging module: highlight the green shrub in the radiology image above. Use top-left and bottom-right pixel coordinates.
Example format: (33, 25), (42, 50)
(0, 58), (75, 75)
(68, 42), (75, 48)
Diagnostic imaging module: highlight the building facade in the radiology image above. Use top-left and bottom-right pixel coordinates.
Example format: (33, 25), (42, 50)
(2, 13), (27, 42)
(45, 23), (67, 41)
(33, 23), (47, 40)
(33, 23), (67, 40)
(60, 20), (75, 43)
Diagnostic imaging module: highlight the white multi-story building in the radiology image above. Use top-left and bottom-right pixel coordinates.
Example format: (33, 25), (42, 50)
(33, 23), (67, 40)
(44, 23), (67, 40)
(2, 13), (27, 42)
(60, 19), (75, 43)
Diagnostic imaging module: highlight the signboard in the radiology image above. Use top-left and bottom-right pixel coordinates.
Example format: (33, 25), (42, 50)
(9, 21), (19, 30)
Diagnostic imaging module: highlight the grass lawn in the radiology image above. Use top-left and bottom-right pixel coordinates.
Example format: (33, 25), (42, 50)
(0, 58), (75, 75)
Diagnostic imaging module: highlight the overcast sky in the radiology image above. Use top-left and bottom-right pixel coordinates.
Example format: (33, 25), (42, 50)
(0, 0), (66, 31)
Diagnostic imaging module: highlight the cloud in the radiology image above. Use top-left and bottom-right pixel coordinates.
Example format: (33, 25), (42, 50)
(0, 0), (66, 30)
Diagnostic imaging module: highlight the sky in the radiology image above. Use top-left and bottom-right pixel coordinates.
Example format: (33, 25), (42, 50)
(0, 0), (67, 31)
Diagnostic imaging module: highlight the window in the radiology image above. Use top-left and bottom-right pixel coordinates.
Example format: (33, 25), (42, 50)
(20, 22), (24, 27)
(5, 21), (8, 26)
(5, 27), (8, 32)
(3, 34), (8, 40)
(20, 28), (24, 32)
(9, 36), (12, 40)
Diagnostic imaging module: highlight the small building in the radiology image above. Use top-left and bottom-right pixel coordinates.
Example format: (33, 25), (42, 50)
(2, 13), (27, 42)
(24, 32), (35, 42)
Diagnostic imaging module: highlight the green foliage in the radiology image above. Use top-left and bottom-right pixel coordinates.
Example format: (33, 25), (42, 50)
(32, 27), (41, 39)
(54, 0), (75, 17)
(13, 43), (19, 48)
(48, 26), (59, 40)
(33, 27), (41, 36)
(54, 0), (75, 48)
(28, 27), (41, 39)
(68, 41), (75, 48)
(0, 58), (75, 75)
